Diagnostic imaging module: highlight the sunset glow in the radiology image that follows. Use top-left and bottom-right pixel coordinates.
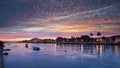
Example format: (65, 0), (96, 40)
(0, 0), (120, 41)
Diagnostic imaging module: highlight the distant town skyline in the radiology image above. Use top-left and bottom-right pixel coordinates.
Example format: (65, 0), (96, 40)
(0, 0), (120, 41)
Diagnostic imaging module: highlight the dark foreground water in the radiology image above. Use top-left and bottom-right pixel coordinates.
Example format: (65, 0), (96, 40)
(4, 43), (120, 68)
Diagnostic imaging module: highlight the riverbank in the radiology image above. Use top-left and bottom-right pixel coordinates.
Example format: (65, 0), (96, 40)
(0, 47), (4, 68)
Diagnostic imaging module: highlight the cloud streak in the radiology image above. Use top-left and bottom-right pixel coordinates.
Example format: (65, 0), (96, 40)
(0, 0), (120, 41)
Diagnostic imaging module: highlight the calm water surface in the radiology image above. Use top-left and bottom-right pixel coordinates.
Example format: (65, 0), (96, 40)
(4, 43), (120, 68)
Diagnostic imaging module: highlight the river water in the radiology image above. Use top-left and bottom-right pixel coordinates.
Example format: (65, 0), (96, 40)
(4, 43), (120, 68)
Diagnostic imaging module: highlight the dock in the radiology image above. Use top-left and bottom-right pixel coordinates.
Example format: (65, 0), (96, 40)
(0, 41), (4, 68)
(0, 47), (4, 68)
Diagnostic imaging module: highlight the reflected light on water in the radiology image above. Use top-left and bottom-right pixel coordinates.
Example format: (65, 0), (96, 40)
(4, 43), (120, 68)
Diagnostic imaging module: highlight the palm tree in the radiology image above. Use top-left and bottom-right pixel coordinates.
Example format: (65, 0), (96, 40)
(97, 32), (101, 38)
(97, 32), (101, 42)
(90, 33), (93, 38)
(90, 33), (93, 42)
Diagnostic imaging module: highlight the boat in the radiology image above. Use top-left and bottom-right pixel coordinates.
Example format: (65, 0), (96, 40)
(4, 52), (8, 55)
(25, 44), (28, 48)
(33, 47), (40, 51)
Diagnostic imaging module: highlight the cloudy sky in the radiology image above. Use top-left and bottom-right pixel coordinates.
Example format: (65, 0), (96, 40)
(0, 0), (120, 41)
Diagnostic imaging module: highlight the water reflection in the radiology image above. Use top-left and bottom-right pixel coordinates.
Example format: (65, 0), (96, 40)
(4, 43), (120, 68)
(4, 43), (120, 59)
(55, 44), (120, 60)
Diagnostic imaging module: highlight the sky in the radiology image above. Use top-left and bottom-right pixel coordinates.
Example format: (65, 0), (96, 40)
(0, 0), (120, 41)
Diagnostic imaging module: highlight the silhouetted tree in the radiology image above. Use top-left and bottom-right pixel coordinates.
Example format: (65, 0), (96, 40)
(97, 32), (101, 38)
(90, 33), (93, 38)
(56, 37), (63, 43)
(97, 32), (102, 42)
(81, 35), (90, 42)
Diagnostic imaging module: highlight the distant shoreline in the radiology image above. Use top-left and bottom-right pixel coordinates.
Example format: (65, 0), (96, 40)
(56, 42), (120, 45)
(5, 42), (120, 45)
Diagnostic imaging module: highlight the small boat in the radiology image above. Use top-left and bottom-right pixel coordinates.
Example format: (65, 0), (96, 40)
(4, 52), (8, 55)
(33, 47), (40, 51)
(25, 44), (28, 48)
